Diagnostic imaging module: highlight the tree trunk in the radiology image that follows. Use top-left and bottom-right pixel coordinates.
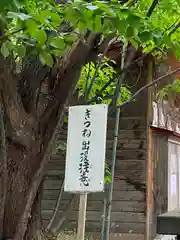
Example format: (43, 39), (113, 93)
(25, 185), (45, 240)
(0, 34), (108, 240)
(2, 143), (42, 239)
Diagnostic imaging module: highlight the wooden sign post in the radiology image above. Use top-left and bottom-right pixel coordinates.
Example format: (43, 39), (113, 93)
(77, 193), (87, 240)
(64, 104), (108, 240)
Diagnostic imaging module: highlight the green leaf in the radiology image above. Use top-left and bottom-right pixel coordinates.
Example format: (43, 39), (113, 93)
(31, 29), (47, 46)
(1, 41), (10, 58)
(7, 12), (32, 21)
(93, 15), (101, 32)
(117, 19), (128, 34)
(64, 116), (68, 123)
(138, 31), (152, 42)
(153, 31), (163, 45)
(39, 51), (54, 67)
(126, 26), (135, 39)
(130, 39), (139, 49)
(105, 175), (112, 183)
(64, 34), (76, 44)
(16, 44), (26, 58)
(96, 2), (116, 17)
(163, 34), (172, 46)
(50, 37), (66, 50)
(13, 0), (25, 9)
(52, 49), (64, 57)
(40, 10), (61, 24)
(126, 13), (141, 27)
(26, 19), (38, 33)
(77, 21), (86, 32)
(0, 0), (20, 11)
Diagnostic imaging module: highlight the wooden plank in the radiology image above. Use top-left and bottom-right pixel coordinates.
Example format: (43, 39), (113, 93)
(42, 220), (145, 233)
(46, 163), (65, 170)
(46, 231), (144, 240)
(46, 160), (146, 171)
(146, 126), (153, 240)
(45, 169), (64, 176)
(108, 118), (146, 130)
(51, 129), (147, 144)
(44, 175), (63, 180)
(115, 142), (146, 150)
(112, 180), (145, 190)
(107, 139), (147, 146)
(115, 160), (146, 170)
(77, 193), (87, 240)
(45, 169), (146, 181)
(41, 210), (145, 222)
(43, 179), (64, 190)
(107, 130), (146, 140)
(41, 199), (145, 212)
(87, 233), (145, 240)
(158, 135), (168, 213)
(42, 190), (145, 201)
(151, 132), (168, 237)
(113, 101), (147, 118)
(145, 59), (153, 240)
(106, 150), (147, 160)
(43, 179), (144, 191)
(114, 172), (146, 182)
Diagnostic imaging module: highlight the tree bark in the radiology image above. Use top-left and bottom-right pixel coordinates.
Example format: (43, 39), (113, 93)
(0, 34), (108, 240)
(24, 185), (45, 240)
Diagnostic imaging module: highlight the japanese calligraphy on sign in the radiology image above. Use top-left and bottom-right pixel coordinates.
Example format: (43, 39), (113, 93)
(64, 104), (108, 193)
(79, 109), (92, 187)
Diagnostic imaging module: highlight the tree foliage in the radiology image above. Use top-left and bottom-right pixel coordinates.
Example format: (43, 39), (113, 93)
(0, 0), (180, 67)
(77, 58), (131, 104)
(1, 0), (179, 107)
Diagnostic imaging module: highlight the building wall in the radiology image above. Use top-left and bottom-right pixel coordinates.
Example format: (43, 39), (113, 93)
(41, 103), (147, 238)
(151, 131), (169, 238)
(151, 131), (180, 240)
(41, 60), (149, 239)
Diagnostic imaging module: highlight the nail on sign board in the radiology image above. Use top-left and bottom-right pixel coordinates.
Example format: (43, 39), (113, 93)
(64, 104), (108, 193)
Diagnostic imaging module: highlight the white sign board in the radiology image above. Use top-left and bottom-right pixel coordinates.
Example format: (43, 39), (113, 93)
(64, 104), (108, 193)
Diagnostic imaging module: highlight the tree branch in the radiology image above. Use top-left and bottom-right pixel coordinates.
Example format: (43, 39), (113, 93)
(165, 17), (180, 33)
(50, 195), (78, 234)
(168, 21), (180, 37)
(109, 42), (126, 111)
(147, 0), (159, 18)
(87, 77), (115, 104)
(18, 55), (49, 115)
(86, 42), (109, 100)
(0, 57), (37, 148)
(45, 179), (64, 232)
(40, 34), (109, 143)
(108, 43), (137, 114)
(118, 67), (180, 108)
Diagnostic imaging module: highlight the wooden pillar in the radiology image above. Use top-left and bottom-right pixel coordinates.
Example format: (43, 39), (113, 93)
(146, 59), (153, 240)
(77, 193), (87, 240)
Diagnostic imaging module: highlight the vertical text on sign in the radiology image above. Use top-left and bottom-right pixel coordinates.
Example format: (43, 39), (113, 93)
(79, 109), (92, 187)
(64, 104), (108, 193)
